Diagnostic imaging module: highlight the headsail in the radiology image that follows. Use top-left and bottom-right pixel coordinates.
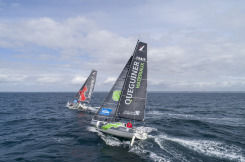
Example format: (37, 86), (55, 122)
(93, 57), (133, 122)
(73, 70), (97, 103)
(117, 41), (147, 121)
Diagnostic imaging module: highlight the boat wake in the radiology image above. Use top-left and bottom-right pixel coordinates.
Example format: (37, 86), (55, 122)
(151, 134), (245, 162)
(87, 126), (244, 161)
(147, 111), (244, 127)
(130, 144), (170, 162)
(135, 126), (158, 133)
(87, 125), (164, 161)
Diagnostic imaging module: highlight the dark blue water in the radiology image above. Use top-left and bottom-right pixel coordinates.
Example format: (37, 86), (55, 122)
(0, 92), (244, 161)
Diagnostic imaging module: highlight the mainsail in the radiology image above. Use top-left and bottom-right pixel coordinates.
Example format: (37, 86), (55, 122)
(117, 41), (147, 121)
(73, 70), (97, 103)
(93, 40), (147, 122)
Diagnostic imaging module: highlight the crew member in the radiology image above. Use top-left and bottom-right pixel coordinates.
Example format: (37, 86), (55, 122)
(126, 121), (132, 128)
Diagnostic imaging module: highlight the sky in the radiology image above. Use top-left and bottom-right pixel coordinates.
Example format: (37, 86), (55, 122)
(0, 0), (245, 92)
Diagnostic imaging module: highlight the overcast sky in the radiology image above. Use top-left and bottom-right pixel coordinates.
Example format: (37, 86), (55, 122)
(0, 0), (245, 92)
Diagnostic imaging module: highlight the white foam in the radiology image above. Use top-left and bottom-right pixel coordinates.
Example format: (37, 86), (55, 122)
(155, 134), (245, 162)
(136, 126), (158, 133)
(153, 135), (190, 162)
(88, 126), (170, 161)
(53, 137), (74, 143)
(86, 126), (98, 133)
(147, 111), (196, 120)
(86, 106), (99, 113)
(130, 145), (169, 162)
(101, 135), (130, 147)
(149, 152), (169, 162)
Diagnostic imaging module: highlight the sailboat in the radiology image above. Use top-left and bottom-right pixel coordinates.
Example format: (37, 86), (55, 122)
(67, 70), (97, 110)
(91, 40), (148, 145)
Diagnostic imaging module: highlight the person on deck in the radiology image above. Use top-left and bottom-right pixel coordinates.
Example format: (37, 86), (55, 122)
(126, 121), (132, 128)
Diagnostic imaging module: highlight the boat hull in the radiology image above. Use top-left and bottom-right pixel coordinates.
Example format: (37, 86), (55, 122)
(100, 125), (135, 139)
(91, 120), (147, 140)
(66, 101), (79, 109)
(78, 103), (88, 110)
(67, 101), (88, 110)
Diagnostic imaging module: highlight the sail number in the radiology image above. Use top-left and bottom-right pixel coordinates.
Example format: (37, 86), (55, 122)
(136, 56), (146, 62)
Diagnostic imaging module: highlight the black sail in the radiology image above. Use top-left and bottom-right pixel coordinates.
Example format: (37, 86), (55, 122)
(93, 57), (133, 122)
(117, 41), (147, 121)
(73, 70), (97, 103)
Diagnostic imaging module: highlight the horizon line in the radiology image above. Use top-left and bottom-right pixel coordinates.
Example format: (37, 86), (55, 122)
(1, 91), (245, 93)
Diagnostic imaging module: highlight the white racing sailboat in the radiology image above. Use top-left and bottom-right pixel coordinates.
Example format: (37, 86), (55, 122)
(67, 70), (97, 110)
(91, 40), (148, 146)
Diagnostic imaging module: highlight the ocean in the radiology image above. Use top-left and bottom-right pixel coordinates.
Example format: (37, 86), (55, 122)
(0, 92), (244, 162)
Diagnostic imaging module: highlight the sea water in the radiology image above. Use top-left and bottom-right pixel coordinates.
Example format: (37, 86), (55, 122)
(0, 92), (244, 161)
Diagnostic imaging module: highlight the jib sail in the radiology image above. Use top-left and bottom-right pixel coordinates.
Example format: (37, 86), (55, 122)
(93, 56), (133, 122)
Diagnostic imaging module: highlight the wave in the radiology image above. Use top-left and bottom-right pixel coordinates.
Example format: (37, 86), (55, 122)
(86, 126), (98, 133)
(86, 124), (244, 161)
(129, 145), (170, 162)
(87, 125), (166, 161)
(135, 126), (158, 133)
(52, 137), (74, 143)
(147, 111), (245, 127)
(152, 134), (245, 162)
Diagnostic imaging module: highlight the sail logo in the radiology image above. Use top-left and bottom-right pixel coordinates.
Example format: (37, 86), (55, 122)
(99, 108), (112, 116)
(123, 110), (140, 116)
(136, 56), (146, 62)
(125, 61), (139, 105)
(136, 62), (144, 88)
(139, 45), (146, 52)
(79, 86), (87, 101)
(112, 90), (121, 101)
(88, 79), (95, 99)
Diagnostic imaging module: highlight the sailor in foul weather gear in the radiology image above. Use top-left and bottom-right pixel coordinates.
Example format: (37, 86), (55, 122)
(126, 121), (132, 128)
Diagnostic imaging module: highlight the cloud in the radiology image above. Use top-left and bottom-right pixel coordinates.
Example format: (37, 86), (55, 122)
(71, 76), (87, 85)
(36, 76), (61, 84)
(103, 77), (117, 84)
(0, 17), (94, 49)
(0, 74), (27, 83)
(1, 0), (245, 91)
(0, 16), (135, 65)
